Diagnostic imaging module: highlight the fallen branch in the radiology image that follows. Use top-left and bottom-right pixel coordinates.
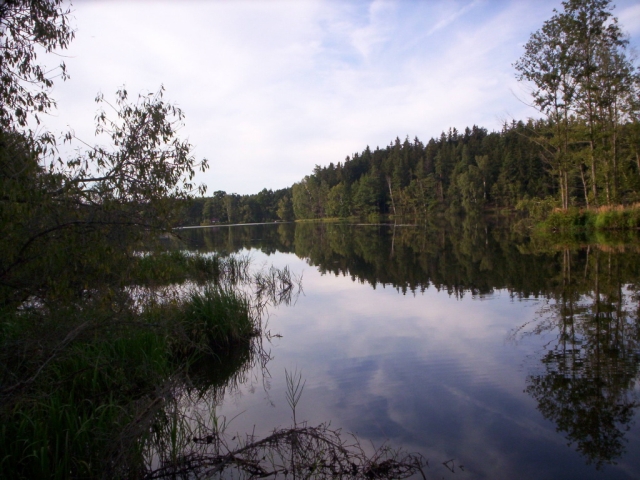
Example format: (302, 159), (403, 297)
(146, 422), (427, 480)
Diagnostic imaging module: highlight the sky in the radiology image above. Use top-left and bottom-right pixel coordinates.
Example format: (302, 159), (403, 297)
(42, 0), (640, 195)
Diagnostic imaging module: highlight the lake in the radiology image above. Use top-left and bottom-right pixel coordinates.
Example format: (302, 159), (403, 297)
(179, 220), (640, 480)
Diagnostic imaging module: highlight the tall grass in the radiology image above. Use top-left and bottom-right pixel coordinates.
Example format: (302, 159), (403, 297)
(0, 252), (262, 479)
(132, 251), (251, 286)
(0, 242), (306, 479)
(182, 286), (255, 348)
(0, 323), (172, 479)
(537, 204), (640, 233)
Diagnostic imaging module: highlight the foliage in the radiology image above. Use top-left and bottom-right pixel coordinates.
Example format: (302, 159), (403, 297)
(0, 0), (74, 128)
(276, 194), (295, 221)
(0, 252), (301, 478)
(535, 204), (640, 232)
(77, 87), (208, 205)
(516, 196), (559, 221)
(0, 0), (208, 307)
(284, 125), (556, 221)
(180, 187), (292, 226)
(514, 0), (640, 209)
(183, 285), (254, 348)
(0, 87), (207, 308)
(282, 110), (640, 225)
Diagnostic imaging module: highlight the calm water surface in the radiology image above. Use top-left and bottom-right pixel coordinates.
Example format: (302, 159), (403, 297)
(181, 221), (640, 480)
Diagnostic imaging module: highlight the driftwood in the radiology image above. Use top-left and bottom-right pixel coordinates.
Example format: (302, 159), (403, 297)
(145, 422), (427, 480)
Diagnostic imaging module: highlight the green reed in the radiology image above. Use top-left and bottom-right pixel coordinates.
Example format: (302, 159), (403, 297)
(0, 252), (261, 479)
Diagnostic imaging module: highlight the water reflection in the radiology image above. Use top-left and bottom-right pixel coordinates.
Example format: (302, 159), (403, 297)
(180, 219), (640, 298)
(179, 219), (640, 478)
(516, 249), (640, 468)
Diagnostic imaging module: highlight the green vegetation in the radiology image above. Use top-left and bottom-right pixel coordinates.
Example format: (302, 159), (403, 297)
(0, 247), (266, 478)
(533, 204), (640, 233)
(181, 0), (640, 232)
(179, 187), (292, 226)
(183, 285), (254, 348)
(0, 3), (427, 478)
(0, 1), (265, 477)
(515, 0), (638, 211)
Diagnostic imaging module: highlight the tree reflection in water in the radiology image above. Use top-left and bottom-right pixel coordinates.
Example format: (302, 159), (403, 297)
(181, 219), (640, 471)
(519, 248), (640, 468)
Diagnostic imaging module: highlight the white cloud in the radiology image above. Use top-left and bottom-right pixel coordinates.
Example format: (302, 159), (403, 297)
(41, 0), (640, 195)
(426, 0), (482, 36)
(619, 4), (640, 36)
(349, 0), (396, 59)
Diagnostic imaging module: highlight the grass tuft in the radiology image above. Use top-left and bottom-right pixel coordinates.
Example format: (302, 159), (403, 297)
(183, 286), (255, 348)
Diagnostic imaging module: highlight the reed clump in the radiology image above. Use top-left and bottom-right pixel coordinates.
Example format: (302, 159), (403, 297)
(182, 286), (255, 349)
(132, 250), (250, 286)
(0, 252), (266, 479)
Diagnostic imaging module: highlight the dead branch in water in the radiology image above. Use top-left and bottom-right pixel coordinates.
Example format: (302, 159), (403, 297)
(145, 422), (427, 479)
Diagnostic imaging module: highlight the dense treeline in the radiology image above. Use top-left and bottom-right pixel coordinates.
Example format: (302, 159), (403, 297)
(183, 117), (637, 226)
(291, 123), (549, 219)
(184, 0), (640, 226)
(287, 119), (640, 221)
(184, 117), (640, 226)
(180, 187), (293, 226)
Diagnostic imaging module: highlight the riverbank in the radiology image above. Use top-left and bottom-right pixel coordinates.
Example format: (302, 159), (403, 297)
(0, 251), (262, 479)
(533, 204), (640, 233)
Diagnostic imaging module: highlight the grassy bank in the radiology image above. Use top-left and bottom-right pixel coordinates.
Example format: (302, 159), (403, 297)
(0, 252), (263, 479)
(536, 204), (640, 233)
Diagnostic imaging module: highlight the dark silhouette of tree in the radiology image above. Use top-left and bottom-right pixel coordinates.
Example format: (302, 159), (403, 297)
(522, 251), (640, 468)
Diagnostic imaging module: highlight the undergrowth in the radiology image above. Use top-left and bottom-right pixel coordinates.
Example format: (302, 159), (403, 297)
(534, 204), (640, 234)
(0, 252), (274, 479)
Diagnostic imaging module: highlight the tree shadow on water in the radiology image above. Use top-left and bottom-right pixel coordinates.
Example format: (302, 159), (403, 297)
(514, 248), (640, 469)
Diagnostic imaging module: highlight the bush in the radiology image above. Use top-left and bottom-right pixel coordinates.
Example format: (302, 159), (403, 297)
(538, 208), (585, 232)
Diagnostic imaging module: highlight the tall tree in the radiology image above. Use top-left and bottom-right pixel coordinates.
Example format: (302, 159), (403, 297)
(515, 0), (638, 208)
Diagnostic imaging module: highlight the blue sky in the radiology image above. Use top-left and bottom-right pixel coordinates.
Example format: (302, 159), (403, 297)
(46, 0), (640, 195)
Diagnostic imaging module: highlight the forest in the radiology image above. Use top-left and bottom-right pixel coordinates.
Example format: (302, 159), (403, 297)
(0, 1), (430, 477)
(2, 0), (640, 478)
(185, 0), (640, 227)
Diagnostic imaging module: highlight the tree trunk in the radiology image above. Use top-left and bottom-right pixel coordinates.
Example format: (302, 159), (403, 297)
(386, 176), (397, 216)
(590, 139), (597, 206)
(580, 164), (590, 209)
(559, 170), (566, 210)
